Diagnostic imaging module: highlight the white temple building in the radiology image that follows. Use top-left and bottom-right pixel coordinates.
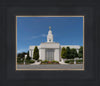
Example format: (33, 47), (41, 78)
(29, 26), (80, 62)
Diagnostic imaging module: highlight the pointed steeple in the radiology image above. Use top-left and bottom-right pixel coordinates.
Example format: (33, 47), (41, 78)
(49, 26), (51, 30)
(47, 26), (53, 42)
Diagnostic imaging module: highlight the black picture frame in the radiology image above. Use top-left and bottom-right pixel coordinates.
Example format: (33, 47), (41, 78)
(1, 0), (100, 86)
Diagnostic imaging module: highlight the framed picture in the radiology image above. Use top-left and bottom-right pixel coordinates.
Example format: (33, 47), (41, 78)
(1, 0), (99, 86)
(16, 16), (84, 70)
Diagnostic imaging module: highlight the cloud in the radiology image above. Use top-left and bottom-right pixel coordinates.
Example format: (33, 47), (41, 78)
(32, 36), (39, 39)
(41, 34), (47, 37)
(32, 34), (47, 39)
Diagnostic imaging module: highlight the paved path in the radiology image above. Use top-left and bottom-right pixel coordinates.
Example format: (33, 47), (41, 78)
(17, 64), (83, 70)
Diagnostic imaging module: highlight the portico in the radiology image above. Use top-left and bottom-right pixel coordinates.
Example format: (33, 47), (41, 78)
(39, 42), (61, 61)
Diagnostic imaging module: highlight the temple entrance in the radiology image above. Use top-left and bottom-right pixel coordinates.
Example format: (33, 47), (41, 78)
(45, 49), (54, 61)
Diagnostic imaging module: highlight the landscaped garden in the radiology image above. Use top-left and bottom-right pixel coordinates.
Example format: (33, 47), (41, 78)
(17, 46), (83, 65)
(17, 51), (35, 65)
(17, 58), (35, 65)
(41, 60), (59, 64)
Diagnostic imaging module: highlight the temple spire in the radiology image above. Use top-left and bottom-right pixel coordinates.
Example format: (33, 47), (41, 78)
(47, 26), (53, 42)
(49, 26), (51, 30)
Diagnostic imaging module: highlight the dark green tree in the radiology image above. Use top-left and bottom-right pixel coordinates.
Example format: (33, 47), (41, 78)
(17, 52), (27, 58)
(26, 51), (31, 60)
(78, 46), (83, 58)
(33, 46), (39, 60)
(66, 47), (71, 59)
(70, 48), (78, 59)
(61, 47), (67, 59)
(17, 57), (24, 63)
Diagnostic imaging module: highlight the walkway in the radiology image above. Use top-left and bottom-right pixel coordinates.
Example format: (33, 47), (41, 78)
(17, 64), (83, 70)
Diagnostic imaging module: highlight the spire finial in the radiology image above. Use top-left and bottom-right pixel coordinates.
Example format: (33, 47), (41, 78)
(49, 26), (51, 30)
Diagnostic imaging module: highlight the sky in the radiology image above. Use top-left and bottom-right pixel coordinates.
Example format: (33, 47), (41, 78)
(17, 17), (83, 53)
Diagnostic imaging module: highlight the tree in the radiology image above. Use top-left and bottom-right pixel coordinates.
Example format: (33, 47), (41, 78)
(17, 52), (27, 58)
(17, 57), (24, 63)
(26, 51), (31, 60)
(61, 47), (67, 59)
(70, 48), (78, 59)
(33, 46), (39, 60)
(78, 46), (83, 58)
(66, 47), (71, 59)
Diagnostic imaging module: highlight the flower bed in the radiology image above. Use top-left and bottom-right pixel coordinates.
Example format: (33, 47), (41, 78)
(41, 60), (59, 64)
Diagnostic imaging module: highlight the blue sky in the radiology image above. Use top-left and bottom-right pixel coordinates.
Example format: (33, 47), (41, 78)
(17, 17), (83, 53)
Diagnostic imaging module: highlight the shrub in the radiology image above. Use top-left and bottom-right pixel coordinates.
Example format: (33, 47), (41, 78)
(65, 60), (70, 63)
(29, 60), (35, 63)
(25, 60), (30, 63)
(76, 59), (83, 64)
(37, 60), (42, 62)
(70, 59), (74, 64)
(17, 57), (24, 64)
(25, 59), (35, 64)
(52, 60), (56, 63)
(44, 60), (48, 63)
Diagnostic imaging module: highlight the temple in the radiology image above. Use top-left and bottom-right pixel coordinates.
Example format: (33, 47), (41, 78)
(29, 26), (80, 61)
